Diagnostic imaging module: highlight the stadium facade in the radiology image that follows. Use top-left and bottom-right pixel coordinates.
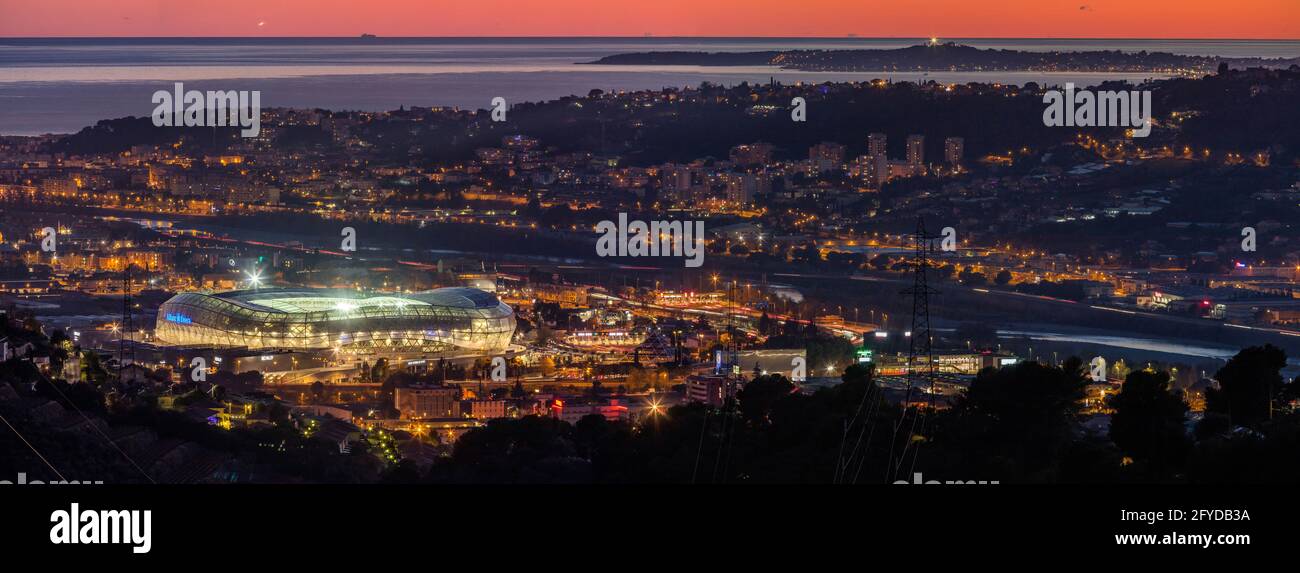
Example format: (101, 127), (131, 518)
(154, 287), (515, 353)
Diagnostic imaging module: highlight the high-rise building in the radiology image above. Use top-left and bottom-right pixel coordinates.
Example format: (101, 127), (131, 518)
(808, 142), (845, 172)
(849, 147), (901, 189)
(729, 142), (773, 166)
(662, 165), (696, 200)
(726, 173), (765, 205)
(867, 133), (887, 158)
(40, 177), (78, 195)
(675, 167), (693, 191)
(906, 135), (925, 165)
(944, 137), (964, 167)
(870, 153), (890, 190)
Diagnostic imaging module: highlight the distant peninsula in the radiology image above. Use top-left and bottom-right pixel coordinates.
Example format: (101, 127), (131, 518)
(583, 42), (1300, 74)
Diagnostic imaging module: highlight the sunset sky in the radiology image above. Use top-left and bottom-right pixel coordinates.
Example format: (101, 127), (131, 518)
(1, 0), (1297, 38)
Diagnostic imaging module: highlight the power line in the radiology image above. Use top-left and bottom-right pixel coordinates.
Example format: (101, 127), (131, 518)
(0, 411), (67, 482)
(690, 407), (710, 484)
(835, 373), (876, 483)
(850, 383), (886, 484)
(40, 378), (156, 484)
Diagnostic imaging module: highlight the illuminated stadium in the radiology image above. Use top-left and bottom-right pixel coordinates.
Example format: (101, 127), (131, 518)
(154, 287), (516, 353)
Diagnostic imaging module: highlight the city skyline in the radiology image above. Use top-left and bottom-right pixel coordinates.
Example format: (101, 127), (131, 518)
(2, 0), (1298, 39)
(4, 1), (1298, 560)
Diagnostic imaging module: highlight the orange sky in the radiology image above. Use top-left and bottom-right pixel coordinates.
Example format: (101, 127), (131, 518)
(1, 0), (1297, 38)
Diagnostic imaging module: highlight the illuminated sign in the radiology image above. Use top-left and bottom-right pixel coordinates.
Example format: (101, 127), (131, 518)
(165, 313), (192, 324)
(856, 349), (874, 363)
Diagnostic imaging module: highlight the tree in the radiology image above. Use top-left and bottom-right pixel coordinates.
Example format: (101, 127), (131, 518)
(803, 321), (819, 337)
(210, 370), (263, 395)
(540, 204), (574, 229)
(371, 358), (389, 382)
(1110, 359), (1131, 381)
(48, 330), (70, 374)
(994, 269), (1012, 285)
(934, 359), (1088, 477)
(436, 416), (588, 483)
(81, 351), (109, 386)
(958, 267), (987, 286)
(379, 459), (422, 484)
(937, 263), (957, 280)
(781, 317), (803, 337)
(1108, 370), (1189, 467)
(1284, 375), (1300, 407)
(737, 374), (795, 425)
(1206, 345), (1287, 428)
(266, 401), (290, 425)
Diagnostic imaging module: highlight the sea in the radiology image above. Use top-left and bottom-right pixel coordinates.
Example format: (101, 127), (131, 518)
(2, 37), (1299, 135)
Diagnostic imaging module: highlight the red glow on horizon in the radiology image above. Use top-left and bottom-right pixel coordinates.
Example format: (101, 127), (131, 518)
(1, 0), (1297, 39)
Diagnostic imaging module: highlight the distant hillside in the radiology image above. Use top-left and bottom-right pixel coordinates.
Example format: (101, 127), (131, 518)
(584, 43), (1300, 73)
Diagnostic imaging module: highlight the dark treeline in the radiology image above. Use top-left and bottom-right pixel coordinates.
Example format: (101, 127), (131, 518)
(404, 344), (1300, 484)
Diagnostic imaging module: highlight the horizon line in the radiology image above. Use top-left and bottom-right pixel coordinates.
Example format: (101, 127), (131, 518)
(3, 35), (1300, 41)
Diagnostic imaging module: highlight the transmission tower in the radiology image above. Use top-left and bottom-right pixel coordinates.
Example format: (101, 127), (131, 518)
(889, 217), (940, 480)
(902, 218), (938, 409)
(118, 266), (134, 378)
(711, 279), (742, 483)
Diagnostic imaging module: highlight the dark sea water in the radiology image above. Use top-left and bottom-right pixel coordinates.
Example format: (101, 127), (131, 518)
(3, 37), (1298, 135)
